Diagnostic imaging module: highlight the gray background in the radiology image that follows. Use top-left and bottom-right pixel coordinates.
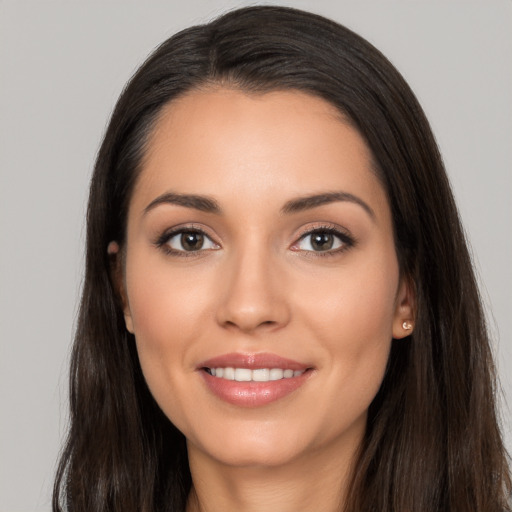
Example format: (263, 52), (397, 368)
(1, 1), (511, 510)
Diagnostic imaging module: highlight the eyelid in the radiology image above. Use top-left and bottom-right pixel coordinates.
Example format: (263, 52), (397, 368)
(153, 222), (355, 257)
(154, 224), (220, 255)
(168, 231), (218, 251)
(290, 223), (356, 254)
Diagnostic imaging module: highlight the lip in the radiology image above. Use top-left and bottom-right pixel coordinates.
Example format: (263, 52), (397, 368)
(198, 352), (313, 407)
(199, 352), (311, 371)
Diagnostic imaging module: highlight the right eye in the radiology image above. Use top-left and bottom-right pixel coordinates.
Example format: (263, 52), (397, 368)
(164, 230), (218, 253)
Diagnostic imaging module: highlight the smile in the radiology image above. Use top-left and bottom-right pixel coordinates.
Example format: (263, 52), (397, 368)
(199, 353), (313, 407)
(205, 367), (306, 382)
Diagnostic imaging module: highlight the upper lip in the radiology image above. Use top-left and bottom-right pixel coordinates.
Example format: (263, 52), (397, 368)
(198, 352), (312, 371)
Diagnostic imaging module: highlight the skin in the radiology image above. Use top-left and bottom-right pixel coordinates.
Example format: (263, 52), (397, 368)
(114, 88), (414, 512)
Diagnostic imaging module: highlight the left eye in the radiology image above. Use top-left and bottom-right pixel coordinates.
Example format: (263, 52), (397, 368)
(166, 230), (218, 252)
(295, 230), (345, 252)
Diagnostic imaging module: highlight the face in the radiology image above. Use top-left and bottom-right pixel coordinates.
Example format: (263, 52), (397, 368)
(118, 88), (413, 469)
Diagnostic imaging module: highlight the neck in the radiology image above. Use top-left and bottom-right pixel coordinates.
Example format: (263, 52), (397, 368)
(185, 435), (360, 512)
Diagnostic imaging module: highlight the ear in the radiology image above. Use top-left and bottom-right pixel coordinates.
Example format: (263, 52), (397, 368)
(107, 241), (134, 334)
(392, 275), (416, 339)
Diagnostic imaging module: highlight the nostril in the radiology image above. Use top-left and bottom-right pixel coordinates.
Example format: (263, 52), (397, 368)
(221, 318), (280, 333)
(216, 284), (291, 332)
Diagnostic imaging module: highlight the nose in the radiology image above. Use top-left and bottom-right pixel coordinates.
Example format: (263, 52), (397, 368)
(215, 246), (291, 334)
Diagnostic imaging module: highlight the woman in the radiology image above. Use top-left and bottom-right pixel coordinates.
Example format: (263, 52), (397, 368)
(53, 6), (511, 512)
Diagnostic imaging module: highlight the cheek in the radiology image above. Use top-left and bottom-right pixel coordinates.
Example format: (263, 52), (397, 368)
(301, 255), (398, 340)
(123, 253), (211, 401)
(125, 251), (213, 343)
(297, 255), (398, 407)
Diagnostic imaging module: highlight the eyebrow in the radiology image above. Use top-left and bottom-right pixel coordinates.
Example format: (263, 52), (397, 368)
(143, 190), (375, 220)
(281, 191), (375, 220)
(144, 192), (222, 215)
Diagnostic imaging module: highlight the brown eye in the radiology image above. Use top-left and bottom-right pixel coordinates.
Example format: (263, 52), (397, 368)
(181, 232), (204, 251)
(310, 232), (334, 251)
(294, 228), (353, 253)
(164, 229), (218, 253)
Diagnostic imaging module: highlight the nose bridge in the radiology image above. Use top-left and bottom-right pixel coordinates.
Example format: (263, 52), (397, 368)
(216, 234), (289, 332)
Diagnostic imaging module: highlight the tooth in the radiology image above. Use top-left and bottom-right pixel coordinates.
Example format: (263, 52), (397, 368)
(234, 368), (252, 381)
(210, 367), (305, 381)
(269, 368), (284, 381)
(252, 368), (270, 382)
(223, 367), (235, 380)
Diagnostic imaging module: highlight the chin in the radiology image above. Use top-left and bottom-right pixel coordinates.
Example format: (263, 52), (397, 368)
(185, 411), (365, 470)
(184, 416), (312, 468)
(198, 438), (305, 468)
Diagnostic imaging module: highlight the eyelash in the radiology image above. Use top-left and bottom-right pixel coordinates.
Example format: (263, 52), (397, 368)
(154, 224), (355, 258)
(155, 225), (218, 258)
(293, 225), (355, 257)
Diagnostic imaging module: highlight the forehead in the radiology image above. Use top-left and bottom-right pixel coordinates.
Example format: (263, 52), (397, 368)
(131, 88), (388, 218)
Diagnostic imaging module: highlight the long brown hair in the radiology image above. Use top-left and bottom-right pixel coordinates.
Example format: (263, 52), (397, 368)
(53, 6), (511, 511)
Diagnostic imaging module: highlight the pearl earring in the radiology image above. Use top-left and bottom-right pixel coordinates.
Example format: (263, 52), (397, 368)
(402, 321), (413, 330)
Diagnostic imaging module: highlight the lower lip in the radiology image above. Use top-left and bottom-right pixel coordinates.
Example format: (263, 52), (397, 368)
(201, 370), (311, 407)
